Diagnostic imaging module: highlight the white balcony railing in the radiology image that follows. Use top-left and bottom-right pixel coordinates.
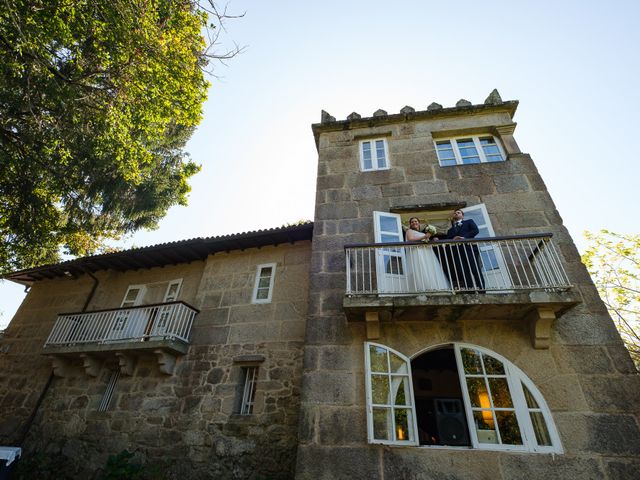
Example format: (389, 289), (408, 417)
(345, 234), (571, 296)
(45, 301), (197, 348)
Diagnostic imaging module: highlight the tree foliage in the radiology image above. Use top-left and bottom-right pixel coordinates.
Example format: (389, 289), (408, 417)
(582, 230), (640, 368)
(0, 0), (240, 273)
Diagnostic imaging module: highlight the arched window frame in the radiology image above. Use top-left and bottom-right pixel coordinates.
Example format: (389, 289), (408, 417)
(364, 341), (563, 453)
(364, 342), (419, 446)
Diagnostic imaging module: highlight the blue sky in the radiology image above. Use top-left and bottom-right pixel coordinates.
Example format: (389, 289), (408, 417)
(2, 0), (639, 327)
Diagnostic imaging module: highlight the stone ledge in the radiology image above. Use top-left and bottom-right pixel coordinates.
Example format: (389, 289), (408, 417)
(43, 338), (189, 377)
(344, 290), (580, 348)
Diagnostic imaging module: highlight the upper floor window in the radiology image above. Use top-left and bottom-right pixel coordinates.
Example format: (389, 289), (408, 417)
(360, 139), (389, 171)
(252, 263), (276, 303)
(364, 342), (562, 453)
(435, 136), (505, 166)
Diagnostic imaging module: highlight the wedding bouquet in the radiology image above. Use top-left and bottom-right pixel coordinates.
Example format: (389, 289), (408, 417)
(422, 224), (437, 235)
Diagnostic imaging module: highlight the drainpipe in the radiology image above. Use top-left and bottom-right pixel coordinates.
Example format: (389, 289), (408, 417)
(80, 269), (99, 312)
(17, 268), (99, 447)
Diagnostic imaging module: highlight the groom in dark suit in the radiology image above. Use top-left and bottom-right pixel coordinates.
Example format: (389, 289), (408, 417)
(442, 209), (485, 292)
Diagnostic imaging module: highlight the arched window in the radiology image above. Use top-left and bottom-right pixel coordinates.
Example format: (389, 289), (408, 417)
(364, 342), (562, 453)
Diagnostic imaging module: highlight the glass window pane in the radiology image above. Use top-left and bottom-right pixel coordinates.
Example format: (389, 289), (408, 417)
(462, 156), (480, 164)
(461, 348), (483, 374)
(392, 377), (409, 405)
(483, 355), (505, 375)
(459, 147), (479, 157)
(373, 407), (392, 440)
(488, 378), (513, 408)
(479, 137), (496, 145)
(530, 412), (552, 446)
(481, 250), (499, 271)
(260, 267), (272, 277)
(436, 141), (452, 149)
(473, 411), (498, 443)
(522, 384), (540, 408)
(440, 158), (457, 167)
(362, 142), (372, 170)
(495, 411), (523, 445)
(256, 288), (269, 300)
(372, 375), (390, 404)
(369, 345), (389, 373)
(457, 139), (475, 148)
(466, 378), (489, 408)
(482, 145), (500, 155)
(258, 277), (271, 288)
(486, 154), (503, 163)
(384, 255), (404, 275)
(379, 216), (399, 234)
(125, 288), (140, 302)
(394, 408), (411, 441)
(380, 234), (399, 243)
(389, 353), (407, 374)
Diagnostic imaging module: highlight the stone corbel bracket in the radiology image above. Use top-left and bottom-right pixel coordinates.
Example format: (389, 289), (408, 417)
(154, 349), (177, 375)
(79, 353), (101, 377)
(365, 311), (380, 340)
(50, 356), (71, 377)
(115, 352), (136, 376)
(527, 307), (556, 349)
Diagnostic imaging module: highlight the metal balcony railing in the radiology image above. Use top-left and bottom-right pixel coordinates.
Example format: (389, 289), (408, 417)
(345, 234), (571, 296)
(45, 301), (198, 348)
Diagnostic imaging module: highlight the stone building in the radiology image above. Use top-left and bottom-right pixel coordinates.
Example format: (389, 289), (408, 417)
(0, 226), (312, 478)
(0, 91), (639, 479)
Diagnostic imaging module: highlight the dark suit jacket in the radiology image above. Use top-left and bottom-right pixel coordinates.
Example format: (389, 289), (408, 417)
(446, 219), (479, 239)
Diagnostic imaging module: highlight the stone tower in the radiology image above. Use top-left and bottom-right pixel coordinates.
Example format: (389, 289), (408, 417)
(296, 92), (640, 479)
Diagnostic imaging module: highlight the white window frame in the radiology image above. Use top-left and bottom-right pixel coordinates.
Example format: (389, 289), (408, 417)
(364, 342), (419, 446)
(120, 284), (146, 308)
(98, 370), (120, 412)
(238, 365), (259, 415)
(364, 342), (563, 453)
(435, 135), (506, 166)
(163, 279), (182, 302)
(252, 263), (276, 304)
(373, 211), (407, 294)
(359, 138), (390, 171)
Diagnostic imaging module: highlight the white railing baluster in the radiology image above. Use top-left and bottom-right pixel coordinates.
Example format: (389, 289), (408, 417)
(343, 234), (572, 296)
(44, 302), (198, 348)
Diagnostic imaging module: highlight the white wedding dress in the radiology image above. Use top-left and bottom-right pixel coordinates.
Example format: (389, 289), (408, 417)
(405, 231), (450, 292)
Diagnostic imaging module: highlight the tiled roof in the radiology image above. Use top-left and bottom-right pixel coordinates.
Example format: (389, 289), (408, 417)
(4, 222), (314, 284)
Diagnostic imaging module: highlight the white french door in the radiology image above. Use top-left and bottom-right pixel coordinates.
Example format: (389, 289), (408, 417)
(461, 204), (509, 290)
(373, 211), (407, 293)
(110, 285), (147, 340)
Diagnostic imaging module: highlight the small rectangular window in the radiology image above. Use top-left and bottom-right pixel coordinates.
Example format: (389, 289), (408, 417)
(360, 138), (389, 171)
(252, 263), (276, 303)
(435, 135), (505, 166)
(238, 366), (258, 415)
(98, 370), (120, 412)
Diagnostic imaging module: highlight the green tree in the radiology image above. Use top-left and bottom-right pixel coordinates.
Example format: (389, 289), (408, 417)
(582, 230), (640, 368)
(0, 0), (240, 273)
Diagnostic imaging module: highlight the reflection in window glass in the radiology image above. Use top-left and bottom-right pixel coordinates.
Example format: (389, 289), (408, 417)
(367, 344), (415, 443)
(523, 383), (553, 446)
(361, 138), (389, 171)
(435, 136), (505, 166)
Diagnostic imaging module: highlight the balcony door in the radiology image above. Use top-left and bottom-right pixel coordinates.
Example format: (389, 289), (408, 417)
(461, 205), (508, 290)
(110, 285), (147, 340)
(373, 211), (407, 294)
(152, 280), (183, 337)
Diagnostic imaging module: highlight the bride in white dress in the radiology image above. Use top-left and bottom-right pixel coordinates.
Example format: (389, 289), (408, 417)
(405, 217), (450, 293)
